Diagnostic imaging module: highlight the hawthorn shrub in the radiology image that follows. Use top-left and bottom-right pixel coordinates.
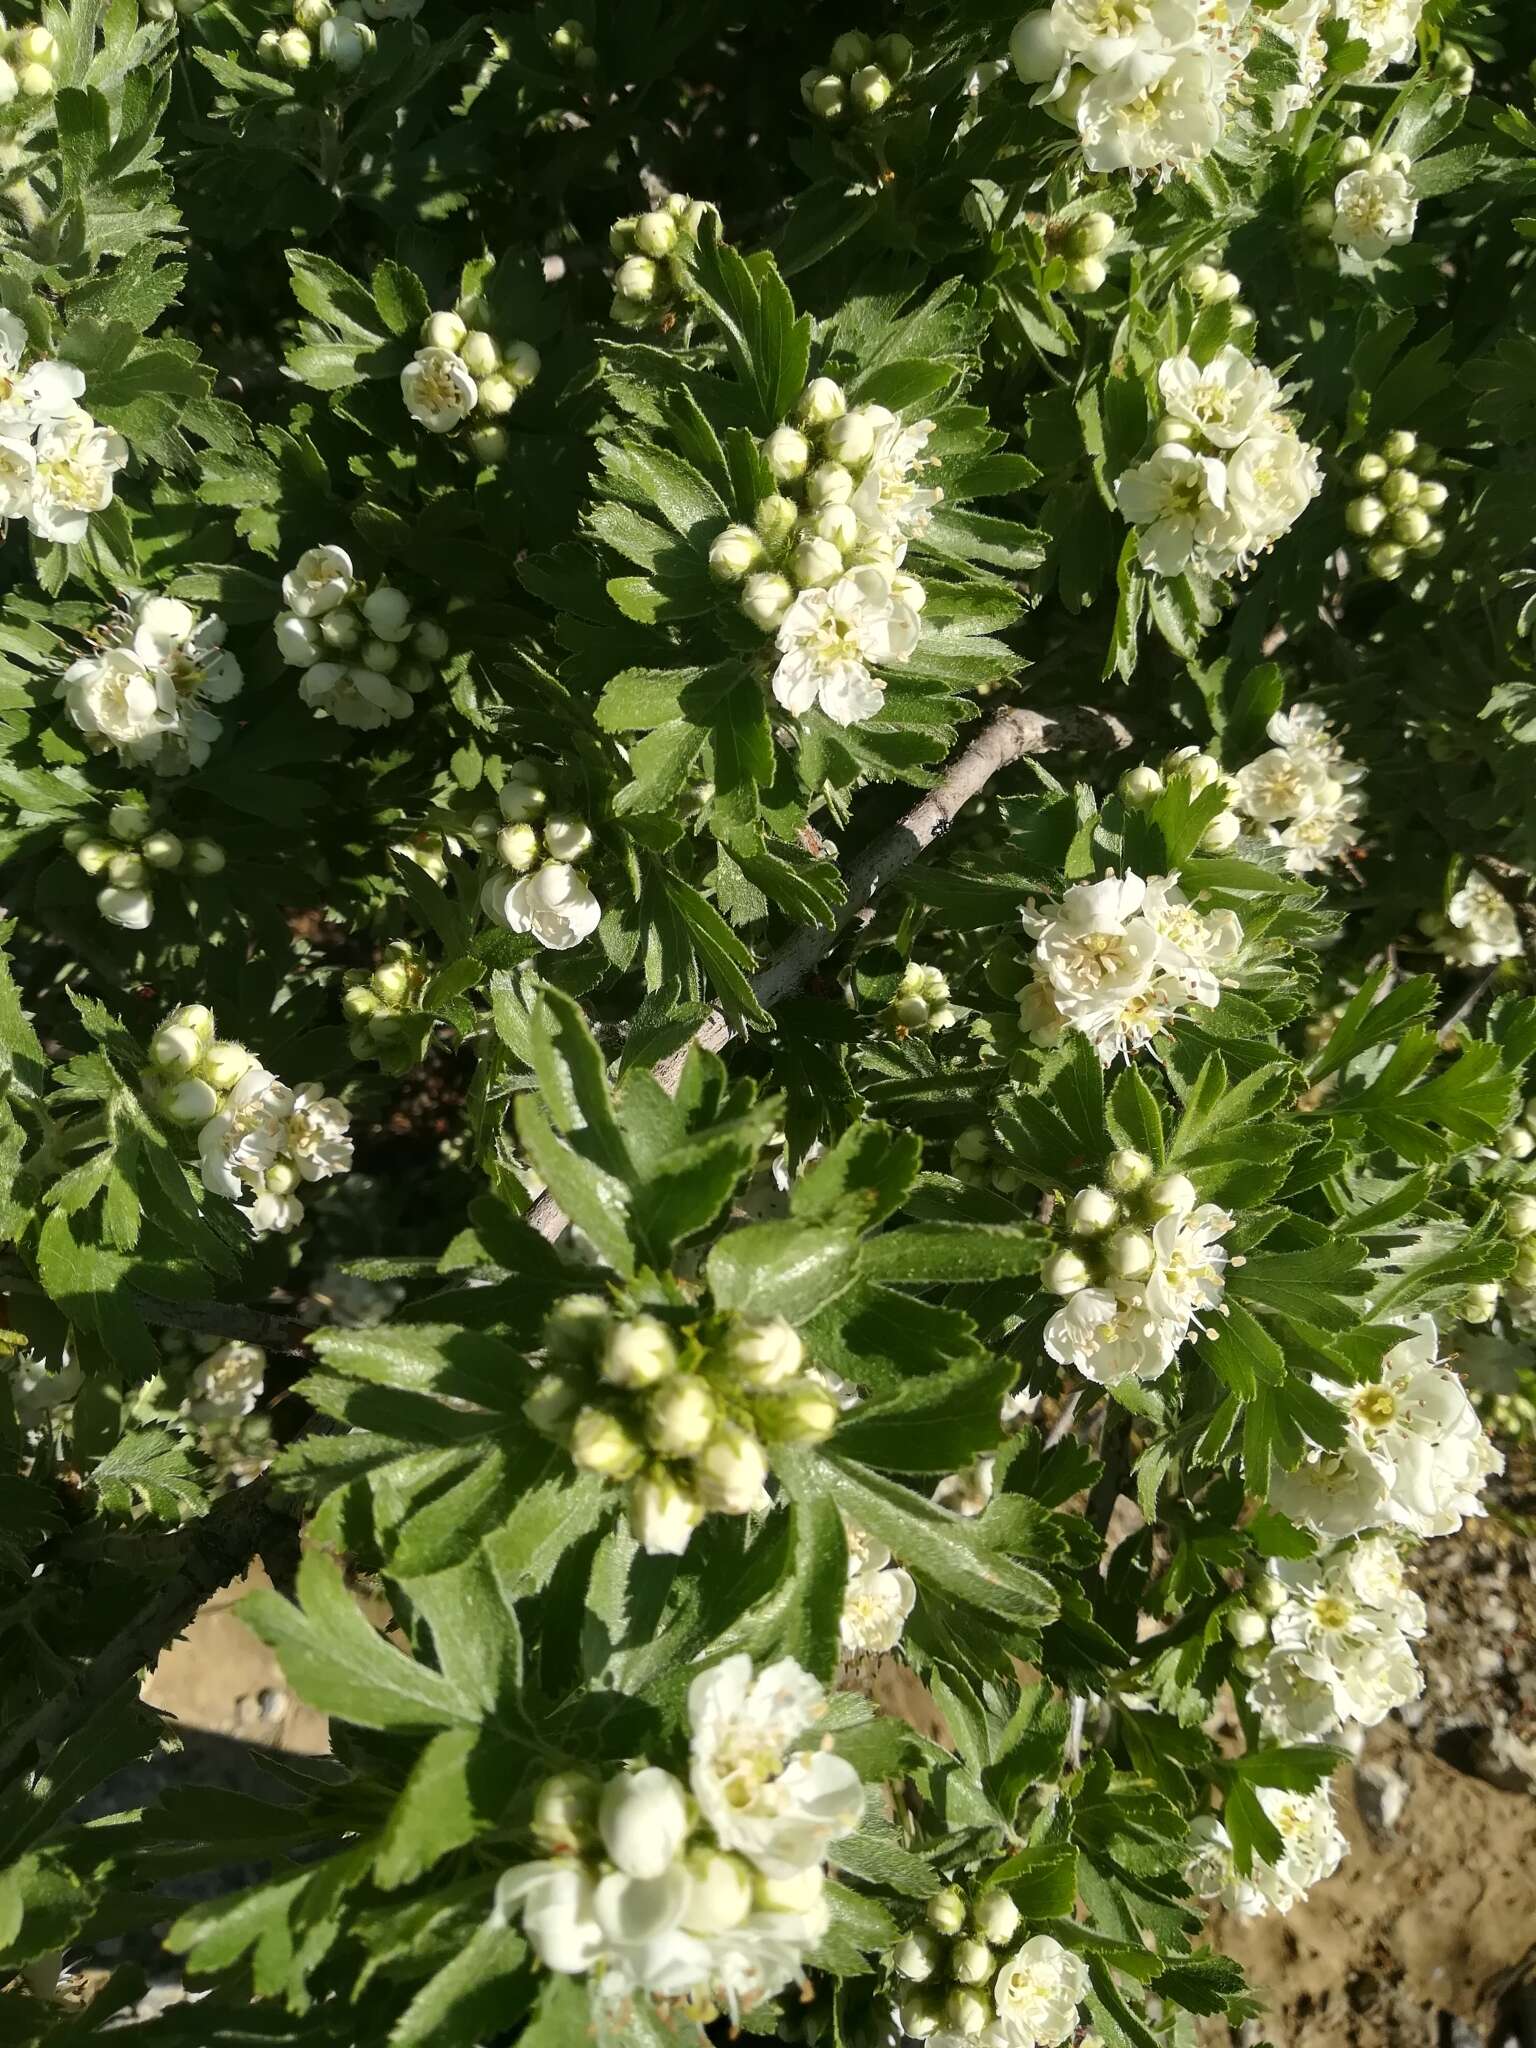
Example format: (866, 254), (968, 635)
(3, 0), (1536, 2042)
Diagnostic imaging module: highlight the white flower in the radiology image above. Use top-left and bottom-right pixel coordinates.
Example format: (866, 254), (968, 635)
(1329, 0), (1423, 80)
(992, 1934), (1090, 2046)
(1216, 427), (1322, 563)
(839, 1523), (916, 1656)
(198, 1067), (292, 1203)
(598, 1767), (691, 1880)
(628, 1469), (704, 1556)
(688, 1654), (862, 1878)
(772, 566), (921, 727)
(1114, 442), (1229, 576)
(1251, 1538), (1426, 1738)
(1158, 346), (1281, 449)
(0, 318), (84, 432)
(1076, 45), (1229, 179)
(1269, 1437), (1391, 1540)
(482, 862), (602, 952)
(97, 883), (154, 929)
(1432, 873), (1521, 968)
(298, 660), (414, 729)
(498, 1861), (607, 1976)
(1234, 745), (1342, 826)
(1185, 1781), (1346, 1917)
(0, 426), (35, 518)
(282, 544), (355, 616)
(849, 415), (944, 540)
(1045, 1286), (1176, 1385)
(401, 345), (478, 432)
(1143, 1202), (1231, 1330)
(1333, 162), (1417, 258)
(29, 409), (128, 544)
(60, 646), (177, 751)
(286, 1084), (352, 1181)
(188, 1342), (265, 1421)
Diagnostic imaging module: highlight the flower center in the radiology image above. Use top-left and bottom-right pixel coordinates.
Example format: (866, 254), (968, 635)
(1354, 1386), (1397, 1428)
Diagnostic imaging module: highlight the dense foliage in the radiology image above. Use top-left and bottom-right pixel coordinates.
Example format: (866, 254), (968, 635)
(4, 0), (1536, 2042)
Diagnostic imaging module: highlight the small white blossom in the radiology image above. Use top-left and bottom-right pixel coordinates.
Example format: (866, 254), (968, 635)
(482, 862), (602, 952)
(401, 345), (478, 432)
(838, 1525), (916, 1656)
(772, 566), (921, 727)
(991, 1933), (1090, 2046)
(29, 408), (129, 544)
(1430, 872), (1522, 968)
(299, 659), (414, 729)
(283, 543), (355, 616)
(188, 1342), (266, 1421)
(1329, 0), (1423, 80)
(1185, 1780), (1346, 1917)
(1332, 161), (1417, 259)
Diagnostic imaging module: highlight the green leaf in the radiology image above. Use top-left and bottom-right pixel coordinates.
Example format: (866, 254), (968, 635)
(835, 1353), (1017, 1473)
(859, 1223), (1047, 1284)
(706, 1219), (860, 1321)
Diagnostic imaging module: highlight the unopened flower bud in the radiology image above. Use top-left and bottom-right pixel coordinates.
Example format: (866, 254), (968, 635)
(1041, 1248), (1091, 1296)
(1063, 255), (1106, 296)
(683, 1847), (755, 1932)
(762, 425), (811, 481)
(543, 814), (592, 863)
(531, 1768), (600, 1854)
(753, 1377), (840, 1446)
(1337, 133), (1371, 166)
(823, 410), (876, 468)
(1367, 541), (1406, 582)
(944, 1987), (991, 2038)
(972, 1890), (1020, 1946)
(892, 1927), (942, 1982)
(320, 609), (362, 651)
(1068, 211), (1115, 258)
(709, 523), (765, 583)
(162, 1076), (219, 1124)
(1105, 1227), (1155, 1281)
(151, 1024), (203, 1075)
(1226, 1605), (1268, 1649)
(628, 1467), (703, 1555)
(361, 638), (400, 674)
(1166, 747), (1221, 794)
(602, 1313), (677, 1389)
(632, 210), (678, 259)
(108, 851), (146, 888)
(1201, 809), (1241, 853)
(901, 1993), (944, 2041)
(343, 985), (378, 1021)
(808, 503), (858, 554)
(1503, 1127), (1536, 1162)
(498, 823), (540, 873)
(201, 1041), (255, 1092)
(876, 31), (914, 79)
(570, 1406), (645, 1480)
(371, 960), (413, 1006)
(693, 1421), (769, 1514)
(793, 534), (845, 588)
(614, 255), (658, 304)
(421, 310), (467, 352)
(75, 837), (115, 876)
(851, 62), (891, 113)
(925, 1887), (967, 1936)
(1506, 1195), (1536, 1240)
(805, 461), (854, 509)
(1346, 495), (1385, 538)
(797, 377), (847, 429)
(498, 771), (547, 824)
(1010, 9), (1066, 82)
(1148, 1171), (1197, 1218)
(829, 30), (874, 73)
(1066, 1186), (1118, 1236)
(950, 1938), (993, 1987)
(276, 25), (312, 69)
(1118, 764), (1163, 808)
(726, 1315), (803, 1388)
(645, 1376), (718, 1457)
(109, 802), (152, 842)
(740, 571), (794, 631)
(467, 423), (509, 465)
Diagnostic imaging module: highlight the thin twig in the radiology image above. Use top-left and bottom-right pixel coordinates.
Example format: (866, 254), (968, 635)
(126, 1290), (312, 1358)
(0, 1476), (295, 1787)
(527, 703), (1131, 1240)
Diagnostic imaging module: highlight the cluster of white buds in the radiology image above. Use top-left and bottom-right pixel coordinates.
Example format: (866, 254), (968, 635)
(274, 543), (449, 730)
(1041, 209), (1115, 298)
(800, 28), (913, 122)
(547, 17), (596, 68)
(1118, 746), (1241, 854)
(1344, 429), (1447, 582)
(711, 377), (937, 726)
(479, 757), (601, 953)
(1040, 1157), (1235, 1388)
(893, 1887), (1088, 2048)
(0, 19), (60, 102)
(401, 299), (540, 458)
(1182, 256), (1254, 331)
(607, 193), (718, 329)
(64, 802), (224, 931)
(144, 1004), (352, 1237)
(257, 0), (417, 76)
(884, 963), (957, 1037)
(526, 1301), (840, 1556)
(951, 1125), (1026, 1198)
(342, 939), (425, 1062)
(142, 1004), (259, 1129)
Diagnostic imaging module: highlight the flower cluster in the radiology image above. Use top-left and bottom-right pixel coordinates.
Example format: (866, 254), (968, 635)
(0, 310), (128, 545)
(1344, 428), (1448, 583)
(60, 594), (243, 776)
(526, 1302), (840, 1556)
(498, 1656), (861, 2021)
(1115, 345), (1322, 579)
(838, 1523), (915, 1657)
(1228, 703), (1365, 875)
(257, 0), (418, 78)
(1118, 743), (1243, 853)
(0, 20), (59, 103)
(65, 801), (224, 931)
(1007, 0), (1259, 183)
(1041, 1159), (1233, 1386)
(1018, 870), (1242, 1064)
(884, 963), (957, 1038)
(1185, 1782), (1347, 1919)
(479, 757), (601, 953)
(342, 940), (425, 1062)
(893, 1886), (1088, 2048)
(800, 28), (913, 123)
(608, 194), (717, 329)
(1269, 1317), (1503, 1540)
(186, 1341), (266, 1423)
(274, 544), (448, 729)
(142, 1004), (352, 1237)
(1420, 871), (1521, 970)
(400, 302), (540, 449)
(1240, 1535), (1427, 1742)
(709, 376), (936, 727)
(1332, 0), (1423, 81)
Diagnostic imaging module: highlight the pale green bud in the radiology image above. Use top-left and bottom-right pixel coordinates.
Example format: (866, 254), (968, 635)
(543, 814), (592, 863)
(1201, 809), (1241, 853)
(1118, 764), (1163, 808)
(822, 409), (876, 468)
(276, 26), (311, 70)
(1067, 211), (1115, 257)
(109, 802), (153, 842)
(892, 1926), (941, 1982)
(150, 1024), (203, 1075)
(805, 461), (854, 509)
(570, 1405), (645, 1480)
(342, 985), (378, 1021)
(1226, 1605), (1268, 1648)
(762, 425), (811, 481)
(1041, 1248), (1091, 1296)
(1105, 1227), (1155, 1281)
(1346, 495), (1385, 538)
(1148, 1172), (1197, 1218)
(851, 63), (891, 113)
(682, 1847), (755, 1932)
(1063, 255), (1106, 296)
(925, 1889), (967, 1936)
(829, 30), (873, 73)
(1505, 1195), (1536, 1239)
(75, 838), (115, 876)
(633, 210), (678, 258)
(532, 1768), (601, 1853)
(754, 493), (799, 547)
(793, 534), (845, 589)
(420, 309), (466, 351)
(726, 1315), (803, 1388)
(796, 377), (847, 428)
(187, 838), (226, 876)
(1337, 134), (1371, 166)
(601, 1313), (677, 1390)
(162, 1076), (219, 1124)
(752, 1377), (840, 1446)
(950, 1938), (993, 1986)
(944, 1987), (991, 2038)
(614, 255), (658, 303)
(498, 822), (540, 873)
(740, 572), (795, 631)
(201, 1042), (256, 1092)
(709, 523), (766, 583)
(108, 851), (146, 888)
(971, 1890), (1020, 1946)
(1066, 1186), (1118, 1236)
